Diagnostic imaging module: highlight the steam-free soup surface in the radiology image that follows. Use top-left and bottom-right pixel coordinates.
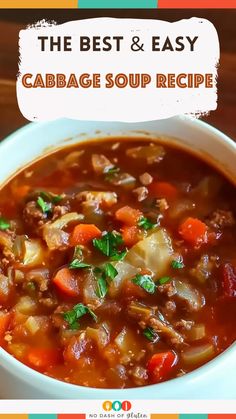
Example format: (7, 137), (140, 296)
(0, 138), (236, 388)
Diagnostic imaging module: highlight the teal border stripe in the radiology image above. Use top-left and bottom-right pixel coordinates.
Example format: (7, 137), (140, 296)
(29, 415), (57, 419)
(180, 415), (208, 419)
(78, 0), (157, 8)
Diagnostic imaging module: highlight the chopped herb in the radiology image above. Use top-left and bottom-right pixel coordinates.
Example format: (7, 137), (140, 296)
(171, 260), (185, 269)
(132, 274), (156, 294)
(63, 303), (97, 330)
(158, 276), (171, 285)
(26, 282), (36, 292)
(94, 263), (118, 299)
(105, 166), (120, 180)
(69, 259), (91, 269)
(96, 276), (108, 299)
(37, 196), (52, 214)
(0, 217), (10, 231)
(143, 327), (159, 342)
(93, 231), (123, 258)
(103, 263), (118, 281)
(73, 245), (83, 260)
(40, 191), (63, 204)
(138, 216), (156, 231)
(111, 249), (127, 261)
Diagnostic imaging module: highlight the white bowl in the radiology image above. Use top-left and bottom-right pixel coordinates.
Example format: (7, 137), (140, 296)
(0, 116), (235, 399)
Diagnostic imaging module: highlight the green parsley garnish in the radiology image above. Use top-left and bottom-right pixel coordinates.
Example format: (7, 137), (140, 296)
(95, 263), (118, 298)
(171, 260), (185, 269)
(73, 245), (83, 260)
(37, 196), (52, 214)
(93, 231), (124, 258)
(138, 216), (156, 231)
(158, 276), (171, 285)
(103, 262), (118, 280)
(110, 249), (127, 261)
(143, 327), (159, 342)
(0, 217), (10, 231)
(69, 259), (91, 269)
(63, 303), (97, 330)
(132, 274), (156, 294)
(105, 166), (120, 180)
(40, 191), (63, 204)
(97, 276), (108, 299)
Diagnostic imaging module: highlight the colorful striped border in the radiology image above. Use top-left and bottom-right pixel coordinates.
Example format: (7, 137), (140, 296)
(0, 0), (235, 7)
(1, 414), (236, 418)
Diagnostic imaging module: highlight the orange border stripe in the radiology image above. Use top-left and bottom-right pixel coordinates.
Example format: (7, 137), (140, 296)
(0, 0), (77, 7)
(158, 0), (235, 7)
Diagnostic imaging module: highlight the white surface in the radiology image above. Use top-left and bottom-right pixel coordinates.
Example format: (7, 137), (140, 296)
(17, 18), (219, 122)
(0, 116), (236, 399)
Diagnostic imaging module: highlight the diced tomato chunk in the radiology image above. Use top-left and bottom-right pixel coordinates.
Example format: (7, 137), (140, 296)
(179, 217), (208, 246)
(53, 267), (79, 297)
(149, 182), (178, 201)
(115, 206), (142, 226)
(70, 224), (102, 246)
(0, 312), (11, 344)
(222, 263), (236, 298)
(121, 225), (141, 247)
(27, 347), (61, 369)
(147, 351), (177, 383)
(122, 279), (147, 299)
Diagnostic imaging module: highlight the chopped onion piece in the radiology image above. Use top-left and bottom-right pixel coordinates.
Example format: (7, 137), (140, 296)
(86, 323), (110, 350)
(114, 327), (142, 360)
(24, 316), (41, 335)
(168, 199), (196, 220)
(92, 154), (114, 174)
(126, 145), (165, 164)
(187, 324), (206, 341)
(174, 280), (205, 312)
(77, 191), (117, 208)
(23, 239), (45, 267)
(0, 231), (13, 250)
(48, 212), (84, 230)
(125, 228), (174, 278)
(43, 227), (69, 251)
(182, 343), (215, 366)
(109, 262), (138, 297)
(14, 296), (37, 315)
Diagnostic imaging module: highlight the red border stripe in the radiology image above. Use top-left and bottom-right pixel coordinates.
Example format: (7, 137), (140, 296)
(158, 0), (236, 7)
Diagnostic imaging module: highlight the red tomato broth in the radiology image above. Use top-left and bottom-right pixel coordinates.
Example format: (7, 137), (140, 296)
(0, 137), (235, 389)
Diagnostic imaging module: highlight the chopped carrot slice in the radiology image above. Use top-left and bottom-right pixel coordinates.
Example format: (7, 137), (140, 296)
(179, 217), (208, 246)
(147, 351), (177, 383)
(121, 225), (141, 247)
(0, 312), (11, 344)
(27, 347), (61, 369)
(70, 224), (102, 246)
(53, 267), (79, 297)
(149, 181), (178, 201)
(115, 206), (142, 226)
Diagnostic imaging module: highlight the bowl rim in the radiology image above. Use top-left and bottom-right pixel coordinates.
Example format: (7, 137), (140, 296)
(0, 115), (236, 397)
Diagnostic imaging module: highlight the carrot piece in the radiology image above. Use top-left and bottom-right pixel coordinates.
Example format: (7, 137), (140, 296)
(115, 206), (142, 226)
(27, 347), (61, 369)
(147, 351), (177, 383)
(53, 267), (79, 297)
(179, 217), (208, 246)
(149, 181), (178, 201)
(121, 225), (141, 247)
(0, 312), (11, 344)
(70, 224), (102, 246)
